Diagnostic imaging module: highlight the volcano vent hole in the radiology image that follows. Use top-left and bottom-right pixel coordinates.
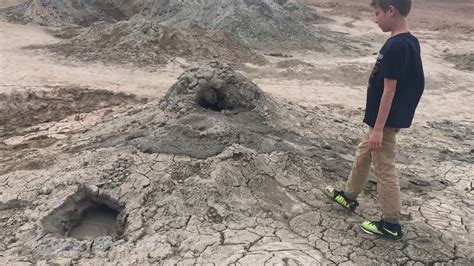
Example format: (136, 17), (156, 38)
(41, 188), (126, 241)
(196, 87), (233, 112)
(66, 203), (119, 241)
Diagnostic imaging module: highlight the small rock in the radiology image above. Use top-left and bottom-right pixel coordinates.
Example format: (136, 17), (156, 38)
(95, 181), (106, 188)
(440, 149), (450, 154)
(3, 136), (25, 146)
(49, 134), (68, 140)
(91, 236), (113, 253)
(410, 178), (430, 187)
(49, 258), (73, 266)
(211, 223), (227, 232)
(40, 187), (53, 195)
(321, 141), (332, 150)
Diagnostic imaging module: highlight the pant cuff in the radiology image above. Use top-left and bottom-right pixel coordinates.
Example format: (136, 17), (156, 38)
(344, 192), (358, 201)
(383, 217), (400, 224)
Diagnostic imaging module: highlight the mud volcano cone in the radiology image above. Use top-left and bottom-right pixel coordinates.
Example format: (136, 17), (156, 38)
(4, 0), (360, 66)
(139, 0), (324, 49)
(160, 61), (269, 115)
(5, 0), (331, 51)
(7, 0), (138, 26)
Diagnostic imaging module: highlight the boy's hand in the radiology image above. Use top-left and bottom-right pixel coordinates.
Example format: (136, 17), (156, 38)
(369, 129), (383, 151)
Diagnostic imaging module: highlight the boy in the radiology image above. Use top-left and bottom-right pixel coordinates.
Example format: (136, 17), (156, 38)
(324, 0), (424, 241)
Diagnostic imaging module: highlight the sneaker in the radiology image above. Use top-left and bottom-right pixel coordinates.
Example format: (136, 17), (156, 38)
(361, 220), (403, 241)
(324, 186), (359, 211)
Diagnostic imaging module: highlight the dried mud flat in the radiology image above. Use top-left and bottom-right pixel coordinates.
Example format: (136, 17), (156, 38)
(1, 0), (473, 265)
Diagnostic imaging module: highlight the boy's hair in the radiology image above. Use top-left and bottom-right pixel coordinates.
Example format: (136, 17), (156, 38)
(370, 0), (412, 16)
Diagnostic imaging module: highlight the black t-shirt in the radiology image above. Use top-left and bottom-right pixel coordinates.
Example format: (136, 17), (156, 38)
(364, 32), (425, 128)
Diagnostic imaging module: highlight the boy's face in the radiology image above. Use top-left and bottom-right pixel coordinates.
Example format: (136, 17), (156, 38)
(373, 6), (394, 32)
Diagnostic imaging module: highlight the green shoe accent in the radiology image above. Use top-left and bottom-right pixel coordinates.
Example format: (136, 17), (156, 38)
(360, 220), (403, 241)
(324, 186), (336, 198)
(361, 220), (383, 235)
(323, 186), (359, 211)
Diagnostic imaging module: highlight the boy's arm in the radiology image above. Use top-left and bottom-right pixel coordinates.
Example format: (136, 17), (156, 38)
(369, 78), (397, 151)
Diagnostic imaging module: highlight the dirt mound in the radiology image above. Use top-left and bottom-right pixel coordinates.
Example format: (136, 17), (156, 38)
(0, 0), (28, 9)
(127, 62), (314, 159)
(96, 62), (315, 159)
(138, 0), (329, 50)
(3, 0), (139, 26)
(8, 0), (354, 52)
(0, 87), (146, 137)
(8, 0), (362, 67)
(445, 53), (474, 72)
(160, 62), (268, 114)
(44, 20), (268, 67)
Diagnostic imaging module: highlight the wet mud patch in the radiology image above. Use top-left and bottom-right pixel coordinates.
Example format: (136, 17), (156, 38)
(0, 87), (146, 175)
(131, 110), (323, 159)
(428, 120), (473, 141)
(0, 86), (147, 138)
(0, 151), (54, 176)
(66, 204), (119, 240)
(444, 52), (474, 72)
(41, 186), (126, 241)
(275, 59), (314, 69)
(436, 149), (474, 164)
(402, 176), (450, 193)
(427, 120), (474, 163)
(46, 26), (87, 39)
(363, 171), (451, 194)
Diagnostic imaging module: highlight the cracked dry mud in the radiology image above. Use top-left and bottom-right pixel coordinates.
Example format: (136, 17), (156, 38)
(0, 63), (473, 265)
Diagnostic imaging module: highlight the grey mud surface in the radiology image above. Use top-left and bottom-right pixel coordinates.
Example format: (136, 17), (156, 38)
(2, 0), (361, 68)
(1, 63), (473, 265)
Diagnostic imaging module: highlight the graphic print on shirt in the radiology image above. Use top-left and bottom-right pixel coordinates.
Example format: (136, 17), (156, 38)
(368, 53), (383, 88)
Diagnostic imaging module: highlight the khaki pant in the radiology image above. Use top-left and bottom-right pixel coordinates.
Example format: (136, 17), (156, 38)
(345, 127), (401, 222)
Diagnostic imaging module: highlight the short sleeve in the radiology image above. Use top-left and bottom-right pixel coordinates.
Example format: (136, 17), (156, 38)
(382, 42), (405, 80)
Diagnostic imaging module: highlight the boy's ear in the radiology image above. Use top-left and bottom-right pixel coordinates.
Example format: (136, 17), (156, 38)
(388, 5), (396, 16)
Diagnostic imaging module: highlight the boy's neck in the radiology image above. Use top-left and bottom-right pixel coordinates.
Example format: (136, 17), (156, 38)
(390, 17), (409, 37)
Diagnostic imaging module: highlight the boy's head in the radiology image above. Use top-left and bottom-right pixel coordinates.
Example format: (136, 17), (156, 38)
(370, 0), (411, 32)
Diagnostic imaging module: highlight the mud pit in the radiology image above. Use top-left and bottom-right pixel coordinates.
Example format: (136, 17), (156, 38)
(66, 204), (119, 240)
(41, 186), (124, 241)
